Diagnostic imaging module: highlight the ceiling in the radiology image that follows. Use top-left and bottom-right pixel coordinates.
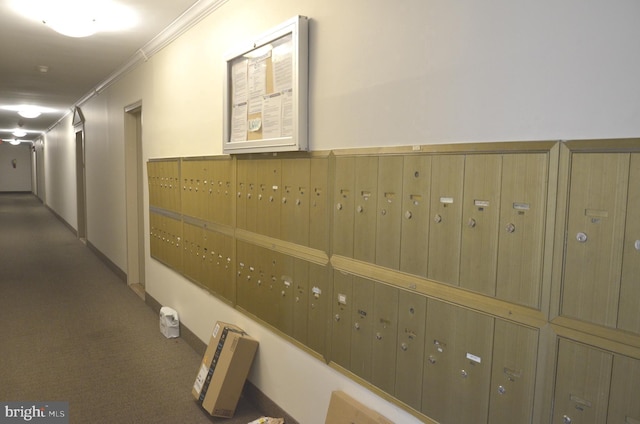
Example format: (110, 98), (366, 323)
(0, 0), (203, 143)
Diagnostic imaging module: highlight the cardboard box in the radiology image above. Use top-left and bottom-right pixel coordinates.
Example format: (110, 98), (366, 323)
(325, 391), (394, 424)
(192, 321), (259, 418)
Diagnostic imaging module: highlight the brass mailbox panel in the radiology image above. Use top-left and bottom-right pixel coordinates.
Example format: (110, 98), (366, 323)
(618, 153), (640, 334)
(281, 158), (310, 246)
(607, 354), (640, 423)
(496, 153), (548, 308)
(552, 338), (612, 424)
(428, 154), (464, 285)
(309, 157), (330, 252)
(333, 156), (355, 257)
(395, 290), (427, 411)
(459, 154), (502, 296)
(353, 156), (379, 263)
(376, 156), (403, 270)
(350, 276), (374, 381)
(488, 320), (539, 424)
(422, 299), (494, 424)
(561, 153), (629, 327)
(331, 270), (353, 369)
(371, 282), (399, 395)
(308, 263), (330, 358)
(400, 155), (431, 277)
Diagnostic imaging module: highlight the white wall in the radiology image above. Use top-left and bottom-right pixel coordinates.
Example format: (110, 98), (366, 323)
(45, 0), (640, 423)
(44, 114), (76, 225)
(0, 143), (32, 192)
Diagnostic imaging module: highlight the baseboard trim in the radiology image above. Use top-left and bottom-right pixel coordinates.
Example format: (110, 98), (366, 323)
(145, 293), (298, 424)
(46, 204), (78, 237)
(86, 241), (127, 283)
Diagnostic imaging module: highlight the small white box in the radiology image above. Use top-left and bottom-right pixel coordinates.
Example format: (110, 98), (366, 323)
(159, 306), (180, 338)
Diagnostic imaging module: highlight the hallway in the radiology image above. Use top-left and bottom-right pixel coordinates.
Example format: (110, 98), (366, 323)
(0, 194), (261, 423)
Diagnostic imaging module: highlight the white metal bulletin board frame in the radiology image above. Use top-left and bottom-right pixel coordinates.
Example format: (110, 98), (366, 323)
(223, 16), (309, 154)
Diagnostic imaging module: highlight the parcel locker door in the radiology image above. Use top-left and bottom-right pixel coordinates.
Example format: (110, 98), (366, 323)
(460, 154), (502, 296)
(354, 156), (379, 263)
(562, 153), (629, 327)
(427, 154), (464, 285)
(496, 153), (548, 308)
(400, 155), (431, 277)
(333, 156), (355, 257)
(607, 354), (640, 424)
(552, 339), (613, 424)
(371, 283), (398, 394)
(331, 271), (353, 369)
(422, 299), (494, 424)
(488, 320), (538, 424)
(292, 258), (309, 345)
(376, 156), (403, 269)
(618, 153), (640, 334)
(281, 158), (310, 245)
(350, 277), (374, 381)
(395, 290), (427, 411)
(308, 263), (330, 358)
(309, 157), (330, 252)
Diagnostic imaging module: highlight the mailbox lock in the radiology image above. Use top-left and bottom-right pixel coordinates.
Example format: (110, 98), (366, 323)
(562, 415), (572, 424)
(467, 218), (476, 228)
(357, 205), (364, 213)
(336, 203), (343, 211)
(506, 223), (516, 233)
(380, 209), (387, 216)
(400, 342), (408, 351)
(576, 232), (588, 243)
(497, 385), (506, 395)
(296, 199), (302, 206)
(354, 322), (360, 330)
(434, 214), (442, 223)
(428, 355), (436, 364)
(258, 194), (263, 200)
(334, 314), (341, 322)
(282, 197), (287, 204)
(635, 240), (640, 251)
(460, 370), (468, 378)
(405, 211), (413, 219)
(376, 332), (383, 340)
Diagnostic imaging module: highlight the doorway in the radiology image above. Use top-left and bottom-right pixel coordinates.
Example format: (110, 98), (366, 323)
(124, 102), (145, 299)
(75, 129), (87, 242)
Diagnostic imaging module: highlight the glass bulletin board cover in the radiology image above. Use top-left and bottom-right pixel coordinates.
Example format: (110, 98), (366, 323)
(223, 16), (309, 154)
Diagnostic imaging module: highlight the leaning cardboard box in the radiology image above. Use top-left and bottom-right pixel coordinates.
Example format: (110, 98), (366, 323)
(192, 321), (259, 418)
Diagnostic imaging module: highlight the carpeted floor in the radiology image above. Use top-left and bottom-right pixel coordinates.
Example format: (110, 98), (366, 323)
(0, 193), (263, 423)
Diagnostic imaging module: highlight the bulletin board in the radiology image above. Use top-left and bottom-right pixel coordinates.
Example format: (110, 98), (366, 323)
(223, 16), (309, 154)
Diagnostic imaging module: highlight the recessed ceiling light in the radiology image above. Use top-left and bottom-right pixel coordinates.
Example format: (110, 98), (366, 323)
(1, 105), (56, 118)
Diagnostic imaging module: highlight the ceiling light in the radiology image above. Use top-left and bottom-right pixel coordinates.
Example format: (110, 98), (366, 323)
(18, 108), (42, 119)
(13, 130), (27, 138)
(9, 140), (21, 146)
(10, 0), (138, 38)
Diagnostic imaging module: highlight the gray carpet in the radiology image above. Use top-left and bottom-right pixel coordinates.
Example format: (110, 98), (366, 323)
(0, 193), (263, 423)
